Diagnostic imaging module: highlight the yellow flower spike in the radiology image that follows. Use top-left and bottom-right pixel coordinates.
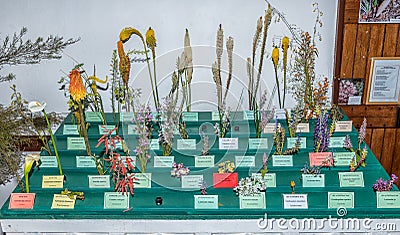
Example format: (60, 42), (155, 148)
(69, 69), (87, 103)
(272, 46), (279, 70)
(290, 180), (296, 194)
(119, 27), (142, 43)
(281, 36), (289, 52)
(117, 41), (131, 86)
(145, 27), (156, 50)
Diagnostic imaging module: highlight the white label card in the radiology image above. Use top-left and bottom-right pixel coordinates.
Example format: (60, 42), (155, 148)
(283, 194), (308, 209)
(219, 138), (238, 150)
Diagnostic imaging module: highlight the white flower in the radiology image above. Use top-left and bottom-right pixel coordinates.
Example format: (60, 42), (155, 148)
(28, 101), (46, 113)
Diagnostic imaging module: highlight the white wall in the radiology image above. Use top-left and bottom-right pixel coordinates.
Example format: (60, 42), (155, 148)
(0, 0), (338, 112)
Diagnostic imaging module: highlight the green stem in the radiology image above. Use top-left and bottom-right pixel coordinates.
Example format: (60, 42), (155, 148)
(273, 66), (282, 109)
(43, 110), (63, 175)
(25, 172), (29, 193)
(78, 104), (92, 157)
(141, 37), (159, 110)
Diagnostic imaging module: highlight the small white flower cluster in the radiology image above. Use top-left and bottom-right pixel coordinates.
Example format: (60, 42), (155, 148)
(233, 176), (266, 196)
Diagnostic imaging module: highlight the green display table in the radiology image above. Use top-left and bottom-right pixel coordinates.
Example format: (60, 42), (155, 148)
(1, 111), (399, 233)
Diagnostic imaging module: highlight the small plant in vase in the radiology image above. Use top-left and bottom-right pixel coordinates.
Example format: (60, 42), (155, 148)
(373, 174), (398, 192)
(343, 117), (367, 172)
(273, 123), (300, 155)
(233, 176), (266, 196)
(170, 162), (190, 179)
(96, 127), (136, 196)
(133, 105), (153, 173)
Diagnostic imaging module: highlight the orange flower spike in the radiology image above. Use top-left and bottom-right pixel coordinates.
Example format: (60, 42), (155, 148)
(117, 40), (131, 85)
(69, 69), (87, 103)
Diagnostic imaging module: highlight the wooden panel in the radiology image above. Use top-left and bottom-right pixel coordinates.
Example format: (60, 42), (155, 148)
(341, 105), (398, 128)
(365, 24), (385, 94)
(344, 0), (360, 24)
(365, 128), (372, 146)
(340, 24), (357, 77)
(383, 24), (399, 57)
(370, 128), (384, 161)
(353, 24), (370, 78)
(397, 26), (400, 56)
(381, 128), (396, 172)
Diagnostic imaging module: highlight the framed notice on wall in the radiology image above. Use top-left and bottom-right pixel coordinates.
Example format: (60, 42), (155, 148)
(366, 57), (400, 105)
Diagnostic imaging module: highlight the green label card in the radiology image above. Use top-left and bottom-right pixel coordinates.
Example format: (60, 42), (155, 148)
(252, 173), (276, 188)
(283, 194), (308, 209)
(88, 175), (110, 188)
(263, 123), (276, 134)
(296, 123), (310, 133)
(154, 156), (174, 168)
(248, 138), (268, 150)
(181, 175), (203, 188)
(329, 137), (346, 148)
(177, 139), (196, 150)
(377, 191), (400, 208)
(328, 192), (354, 208)
(239, 192), (266, 209)
(272, 155), (293, 167)
(134, 173), (152, 188)
(243, 110), (255, 120)
(211, 111), (220, 121)
(104, 192), (129, 209)
(40, 155), (58, 168)
(76, 156), (96, 168)
(339, 172), (364, 187)
(127, 124), (138, 135)
(120, 112), (134, 122)
(195, 155), (215, 167)
(302, 174), (325, 187)
(99, 125), (117, 135)
(63, 125), (79, 135)
(150, 139), (160, 150)
(194, 195), (218, 209)
(67, 137), (86, 150)
(219, 138), (238, 150)
(85, 112), (103, 122)
(287, 137), (306, 149)
(235, 156), (255, 167)
(333, 152), (355, 166)
(182, 112), (198, 122)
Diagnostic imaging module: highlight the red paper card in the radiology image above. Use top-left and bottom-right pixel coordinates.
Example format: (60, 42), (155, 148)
(9, 193), (35, 209)
(213, 173), (238, 188)
(309, 152), (333, 167)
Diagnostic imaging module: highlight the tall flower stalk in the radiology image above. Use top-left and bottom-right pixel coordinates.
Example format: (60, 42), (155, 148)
(159, 97), (178, 156)
(212, 25), (234, 138)
(117, 27), (160, 109)
(313, 110), (330, 152)
(343, 117), (368, 171)
(281, 36), (289, 108)
(271, 46), (281, 109)
(68, 68), (92, 156)
(133, 105), (152, 173)
(248, 5), (273, 110)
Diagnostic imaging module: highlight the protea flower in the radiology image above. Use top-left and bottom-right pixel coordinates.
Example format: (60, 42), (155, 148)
(69, 68), (87, 103)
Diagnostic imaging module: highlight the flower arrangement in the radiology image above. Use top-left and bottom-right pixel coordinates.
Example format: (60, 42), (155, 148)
(60, 188), (85, 200)
(344, 117), (367, 171)
(373, 174), (398, 192)
(301, 162), (321, 176)
(233, 176), (266, 196)
(170, 162), (190, 179)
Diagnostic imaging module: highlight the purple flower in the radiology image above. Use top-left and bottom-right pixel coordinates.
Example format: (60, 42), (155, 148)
(358, 117), (367, 145)
(314, 112), (330, 152)
(343, 135), (353, 149)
